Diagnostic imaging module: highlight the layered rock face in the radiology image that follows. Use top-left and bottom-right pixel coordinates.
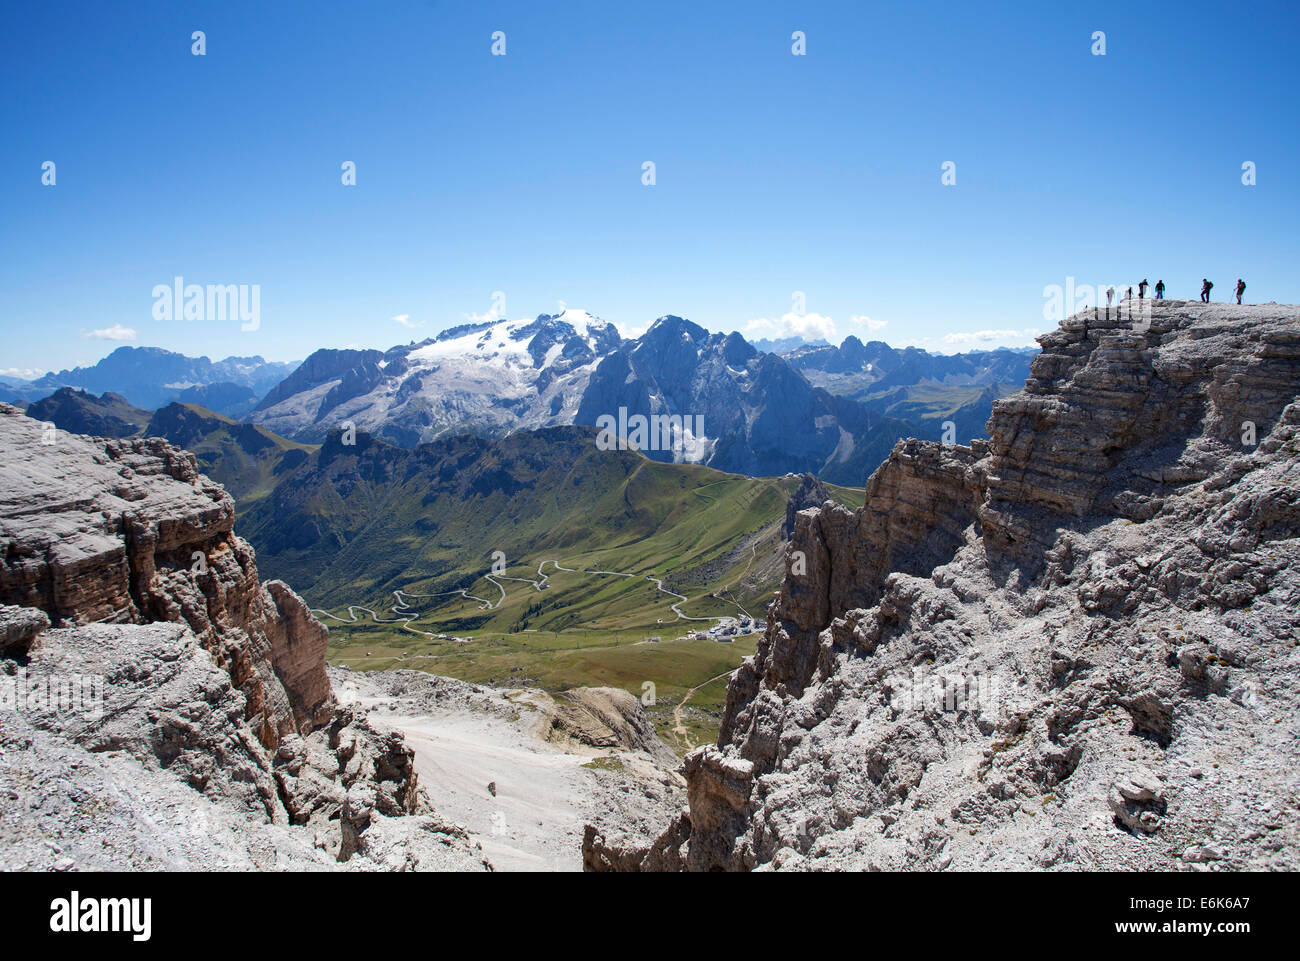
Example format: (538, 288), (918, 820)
(586, 301), (1300, 871)
(0, 406), (486, 870)
(0, 404), (331, 747)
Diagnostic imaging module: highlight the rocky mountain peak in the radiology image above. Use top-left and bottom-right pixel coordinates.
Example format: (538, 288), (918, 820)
(642, 314), (709, 346)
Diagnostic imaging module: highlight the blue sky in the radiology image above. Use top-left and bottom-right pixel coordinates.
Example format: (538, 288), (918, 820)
(2, 0), (1297, 374)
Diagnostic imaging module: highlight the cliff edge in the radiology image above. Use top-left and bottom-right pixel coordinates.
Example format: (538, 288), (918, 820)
(586, 300), (1300, 871)
(0, 406), (488, 870)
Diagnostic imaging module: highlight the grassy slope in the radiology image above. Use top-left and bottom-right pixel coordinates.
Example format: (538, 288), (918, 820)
(237, 425), (864, 749)
(145, 402), (318, 507)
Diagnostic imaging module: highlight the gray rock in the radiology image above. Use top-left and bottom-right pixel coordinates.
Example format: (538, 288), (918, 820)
(0, 406), (488, 871)
(593, 302), (1300, 871)
(0, 604), (48, 655)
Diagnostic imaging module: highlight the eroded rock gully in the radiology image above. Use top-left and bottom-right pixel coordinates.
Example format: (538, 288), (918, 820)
(585, 302), (1300, 871)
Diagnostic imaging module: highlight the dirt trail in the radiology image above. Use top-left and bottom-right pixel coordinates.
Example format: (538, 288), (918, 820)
(331, 675), (683, 872)
(671, 669), (736, 751)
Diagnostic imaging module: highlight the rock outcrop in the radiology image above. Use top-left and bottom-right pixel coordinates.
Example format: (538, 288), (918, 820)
(782, 472), (832, 539)
(0, 406), (487, 870)
(0, 604), (48, 656)
(0, 404), (331, 748)
(586, 301), (1300, 871)
(547, 686), (679, 767)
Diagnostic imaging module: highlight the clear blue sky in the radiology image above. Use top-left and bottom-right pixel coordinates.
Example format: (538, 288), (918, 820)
(2, 0), (1297, 374)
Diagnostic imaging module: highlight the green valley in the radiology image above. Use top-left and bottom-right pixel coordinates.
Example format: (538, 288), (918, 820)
(237, 425), (864, 749)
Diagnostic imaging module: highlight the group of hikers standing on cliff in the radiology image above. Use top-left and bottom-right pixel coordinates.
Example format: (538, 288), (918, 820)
(1104, 277), (1247, 305)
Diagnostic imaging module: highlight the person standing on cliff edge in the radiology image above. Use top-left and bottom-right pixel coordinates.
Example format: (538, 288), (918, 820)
(1202, 278), (1214, 302)
(1236, 278), (1247, 304)
(1139, 279), (1149, 299)
(1155, 279), (1165, 299)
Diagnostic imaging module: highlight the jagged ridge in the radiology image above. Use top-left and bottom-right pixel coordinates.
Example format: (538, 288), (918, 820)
(586, 300), (1300, 871)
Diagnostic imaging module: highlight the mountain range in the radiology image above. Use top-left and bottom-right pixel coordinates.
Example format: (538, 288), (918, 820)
(1, 346), (297, 413)
(249, 309), (620, 448)
(4, 301), (1297, 875)
(25, 387), (152, 438)
(243, 310), (1035, 485)
(13, 312), (1038, 486)
(786, 338), (1035, 445)
(235, 422), (852, 614)
(786, 336), (1036, 395)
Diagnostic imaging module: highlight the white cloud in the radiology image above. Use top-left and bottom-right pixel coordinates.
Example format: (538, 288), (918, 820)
(745, 311), (837, 341)
(884, 327), (1044, 355)
(81, 324), (137, 341)
(613, 321), (647, 340)
(464, 306), (503, 325)
(850, 314), (888, 333)
(941, 328), (1040, 346)
(393, 314), (424, 329)
(0, 367), (45, 380)
(788, 312), (836, 340)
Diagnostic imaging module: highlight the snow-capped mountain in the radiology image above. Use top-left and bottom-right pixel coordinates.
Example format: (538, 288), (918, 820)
(243, 309), (1038, 484)
(576, 316), (874, 478)
(247, 311), (915, 484)
(13, 311), (1039, 485)
(249, 309), (622, 447)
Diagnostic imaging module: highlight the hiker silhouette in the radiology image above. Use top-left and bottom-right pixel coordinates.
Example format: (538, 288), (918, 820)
(1201, 278), (1214, 303)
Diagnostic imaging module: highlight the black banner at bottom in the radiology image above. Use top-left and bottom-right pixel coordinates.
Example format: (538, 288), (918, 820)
(0, 869), (1275, 949)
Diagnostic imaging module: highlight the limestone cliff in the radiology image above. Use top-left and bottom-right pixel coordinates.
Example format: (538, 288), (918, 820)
(0, 406), (487, 870)
(586, 301), (1300, 871)
(0, 408), (333, 746)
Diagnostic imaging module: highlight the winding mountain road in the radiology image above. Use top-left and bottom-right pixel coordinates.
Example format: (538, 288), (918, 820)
(313, 556), (740, 638)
